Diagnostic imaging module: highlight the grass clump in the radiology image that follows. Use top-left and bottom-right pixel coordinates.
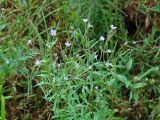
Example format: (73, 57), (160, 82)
(0, 0), (160, 119)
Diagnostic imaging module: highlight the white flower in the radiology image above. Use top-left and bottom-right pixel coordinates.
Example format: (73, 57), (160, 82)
(64, 76), (69, 80)
(114, 109), (119, 112)
(105, 61), (112, 67)
(95, 86), (99, 90)
(83, 18), (88, 23)
(35, 60), (43, 66)
(95, 54), (98, 60)
(124, 42), (128, 45)
(133, 41), (136, 44)
(27, 39), (32, 45)
(100, 36), (105, 41)
(65, 41), (71, 47)
(88, 23), (93, 28)
(110, 25), (117, 30)
(106, 49), (112, 53)
(88, 66), (92, 70)
(50, 29), (56, 36)
(6, 60), (10, 64)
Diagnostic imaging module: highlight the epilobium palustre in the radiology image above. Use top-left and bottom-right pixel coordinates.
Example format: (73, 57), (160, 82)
(50, 29), (56, 36)
(35, 60), (44, 66)
(106, 49), (112, 53)
(83, 18), (88, 23)
(65, 41), (71, 47)
(88, 23), (93, 28)
(27, 39), (32, 45)
(110, 25), (117, 31)
(105, 61), (112, 67)
(64, 76), (69, 80)
(82, 18), (93, 28)
(95, 86), (99, 90)
(100, 36), (105, 41)
(124, 42), (128, 45)
(133, 41), (136, 44)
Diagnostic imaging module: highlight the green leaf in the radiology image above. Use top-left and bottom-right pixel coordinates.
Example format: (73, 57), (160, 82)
(140, 67), (159, 79)
(116, 74), (131, 88)
(0, 85), (2, 97)
(18, 0), (28, 8)
(127, 58), (133, 71)
(154, 104), (160, 115)
(149, 6), (160, 12)
(0, 0), (5, 3)
(0, 22), (6, 31)
(133, 83), (147, 89)
(1, 95), (5, 120)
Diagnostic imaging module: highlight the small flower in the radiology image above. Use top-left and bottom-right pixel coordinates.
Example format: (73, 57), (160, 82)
(35, 60), (43, 66)
(65, 41), (71, 47)
(100, 36), (105, 41)
(6, 59), (10, 64)
(105, 61), (112, 67)
(27, 39), (32, 45)
(50, 29), (56, 36)
(88, 23), (93, 28)
(64, 76), (69, 80)
(83, 18), (88, 23)
(106, 49), (112, 53)
(110, 24), (117, 30)
(88, 66), (92, 70)
(133, 41), (136, 44)
(95, 54), (98, 60)
(114, 109), (119, 113)
(124, 42), (128, 45)
(95, 86), (99, 90)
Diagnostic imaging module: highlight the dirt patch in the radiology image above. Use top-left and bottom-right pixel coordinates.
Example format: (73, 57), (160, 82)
(122, 0), (160, 37)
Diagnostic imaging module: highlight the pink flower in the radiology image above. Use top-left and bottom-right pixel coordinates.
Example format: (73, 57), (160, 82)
(50, 29), (56, 36)
(105, 61), (112, 67)
(110, 25), (117, 30)
(65, 41), (71, 47)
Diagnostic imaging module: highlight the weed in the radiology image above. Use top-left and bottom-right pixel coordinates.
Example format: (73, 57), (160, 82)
(0, 0), (160, 120)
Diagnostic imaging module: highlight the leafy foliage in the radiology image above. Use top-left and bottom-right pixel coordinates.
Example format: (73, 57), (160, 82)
(0, 0), (160, 119)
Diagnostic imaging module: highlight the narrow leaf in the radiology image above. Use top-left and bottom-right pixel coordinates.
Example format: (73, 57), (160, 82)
(1, 95), (5, 120)
(127, 58), (133, 71)
(133, 83), (147, 89)
(116, 74), (131, 88)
